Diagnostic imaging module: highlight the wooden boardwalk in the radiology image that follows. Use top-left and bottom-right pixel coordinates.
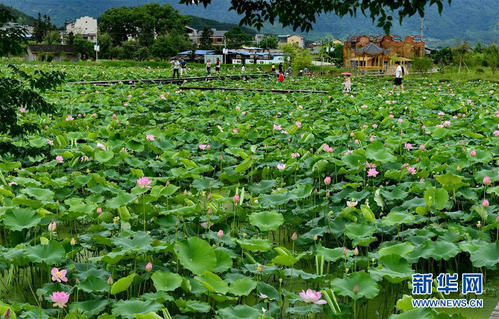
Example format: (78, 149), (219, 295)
(69, 74), (268, 86)
(490, 302), (499, 319)
(179, 86), (329, 94)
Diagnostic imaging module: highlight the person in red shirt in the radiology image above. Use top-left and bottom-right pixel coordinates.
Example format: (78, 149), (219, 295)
(277, 72), (284, 86)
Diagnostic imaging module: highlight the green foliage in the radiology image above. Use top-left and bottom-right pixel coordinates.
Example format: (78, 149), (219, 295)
(0, 9), (26, 56)
(412, 57), (433, 73)
(43, 30), (60, 45)
(151, 32), (192, 59)
(258, 35), (278, 50)
(99, 3), (189, 47)
(280, 43), (313, 72)
(224, 26), (253, 48)
(32, 12), (56, 43)
(73, 35), (94, 60)
(199, 27), (214, 50)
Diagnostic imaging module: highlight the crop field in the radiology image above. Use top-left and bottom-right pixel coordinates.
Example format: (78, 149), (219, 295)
(0, 62), (498, 319)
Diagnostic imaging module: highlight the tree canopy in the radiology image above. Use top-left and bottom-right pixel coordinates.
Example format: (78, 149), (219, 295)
(180, 0), (452, 33)
(99, 3), (190, 46)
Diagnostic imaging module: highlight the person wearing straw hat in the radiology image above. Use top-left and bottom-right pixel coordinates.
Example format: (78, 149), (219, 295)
(342, 72), (352, 93)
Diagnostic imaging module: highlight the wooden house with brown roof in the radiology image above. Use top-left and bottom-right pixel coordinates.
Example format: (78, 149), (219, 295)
(343, 35), (424, 71)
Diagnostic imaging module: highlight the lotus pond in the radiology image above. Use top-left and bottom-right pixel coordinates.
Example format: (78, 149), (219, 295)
(0, 62), (498, 319)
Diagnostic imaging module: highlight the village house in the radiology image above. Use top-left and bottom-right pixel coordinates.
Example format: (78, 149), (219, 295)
(185, 26), (227, 46)
(343, 34), (424, 72)
(66, 16), (98, 42)
(278, 35), (305, 48)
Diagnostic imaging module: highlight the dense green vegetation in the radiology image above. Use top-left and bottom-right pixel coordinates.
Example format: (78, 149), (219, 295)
(0, 60), (497, 319)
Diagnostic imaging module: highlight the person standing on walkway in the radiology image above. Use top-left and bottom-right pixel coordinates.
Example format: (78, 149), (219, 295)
(172, 59), (180, 79)
(180, 59), (187, 77)
(206, 60), (212, 76)
(271, 63), (276, 74)
(215, 58), (221, 75)
(278, 63), (283, 74)
(390, 61), (405, 93)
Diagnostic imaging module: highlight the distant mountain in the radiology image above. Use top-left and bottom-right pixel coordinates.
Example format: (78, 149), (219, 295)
(0, 4), (35, 25)
(0, 0), (497, 46)
(188, 15), (256, 34)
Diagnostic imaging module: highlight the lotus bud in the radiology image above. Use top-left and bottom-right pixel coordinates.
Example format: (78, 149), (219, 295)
(70, 238), (76, 246)
(313, 235), (318, 241)
(471, 150), (476, 157)
(48, 221), (57, 232)
(207, 206), (212, 214)
(291, 232), (298, 241)
(217, 230), (224, 238)
(97, 207), (102, 214)
(477, 220), (481, 228)
(354, 247), (359, 256)
(233, 194), (240, 203)
(483, 176), (491, 186)
(324, 176), (331, 185)
(482, 199), (489, 208)
(342, 247), (347, 255)
(353, 284), (359, 294)
(326, 191), (330, 197)
(145, 262), (153, 272)
(243, 233), (247, 238)
(107, 276), (113, 285)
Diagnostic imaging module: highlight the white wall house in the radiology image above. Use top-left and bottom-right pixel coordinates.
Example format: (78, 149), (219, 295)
(66, 16), (98, 43)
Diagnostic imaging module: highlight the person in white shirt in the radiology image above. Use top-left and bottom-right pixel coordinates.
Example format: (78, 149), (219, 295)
(172, 59), (180, 79)
(390, 61), (404, 93)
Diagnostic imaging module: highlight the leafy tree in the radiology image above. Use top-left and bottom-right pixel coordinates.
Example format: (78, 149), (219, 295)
(73, 35), (94, 60)
(452, 42), (471, 72)
(180, 0), (452, 33)
(44, 30), (60, 45)
(0, 8), (65, 146)
(33, 13), (56, 43)
(100, 3), (189, 47)
(412, 56), (433, 73)
(258, 35), (278, 50)
(199, 27), (213, 49)
(280, 43), (312, 71)
(65, 31), (75, 45)
(151, 32), (192, 59)
(121, 40), (142, 60)
(484, 44), (498, 74)
(225, 26), (253, 48)
(97, 33), (113, 59)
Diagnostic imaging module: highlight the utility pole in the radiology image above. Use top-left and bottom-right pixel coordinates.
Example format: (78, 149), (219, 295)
(420, 17), (424, 41)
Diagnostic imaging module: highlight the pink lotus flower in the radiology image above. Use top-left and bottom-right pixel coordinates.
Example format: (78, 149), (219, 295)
(346, 201), (358, 207)
(361, 104), (368, 109)
(56, 155), (64, 163)
(48, 140), (54, 146)
(51, 268), (68, 283)
(299, 289), (327, 305)
(137, 177), (151, 188)
(20, 107), (26, 113)
(107, 276), (113, 285)
(291, 152), (300, 158)
(402, 163), (408, 169)
(443, 121), (451, 127)
(483, 176), (491, 186)
(494, 130), (499, 136)
(51, 291), (70, 308)
(398, 118), (403, 123)
(123, 102), (129, 107)
(291, 232), (298, 241)
(405, 143), (413, 150)
(217, 230), (224, 238)
(48, 221), (57, 232)
(160, 94), (166, 100)
(354, 139), (359, 144)
(96, 143), (106, 150)
(353, 247), (359, 256)
(466, 99), (472, 105)
(277, 163), (286, 171)
(259, 293), (268, 299)
(323, 144), (333, 152)
(112, 114), (117, 119)
(407, 166), (417, 175)
(145, 262), (152, 272)
(232, 128), (239, 134)
(438, 111), (445, 116)
(295, 121), (302, 128)
(388, 114), (394, 118)
(199, 144), (210, 150)
(45, 125), (49, 129)
(146, 134), (155, 141)
(419, 145), (425, 150)
(273, 124), (282, 131)
(370, 136), (375, 142)
(367, 168), (379, 177)
(66, 115), (74, 121)
(80, 155), (89, 162)
(236, 105), (241, 111)
(324, 176), (331, 185)
(97, 207), (102, 214)
(372, 124), (378, 129)
(421, 125), (426, 130)
(128, 94), (132, 98)
(241, 111), (246, 115)
(471, 150), (476, 157)
(233, 194), (240, 203)
(8, 181), (17, 186)
(482, 199), (489, 208)
(345, 150), (353, 155)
